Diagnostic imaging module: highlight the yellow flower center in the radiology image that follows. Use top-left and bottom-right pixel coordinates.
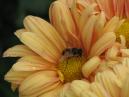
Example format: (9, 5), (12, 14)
(116, 20), (129, 47)
(58, 57), (86, 83)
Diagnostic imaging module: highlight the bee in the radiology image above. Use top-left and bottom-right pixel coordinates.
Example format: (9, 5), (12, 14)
(62, 48), (83, 58)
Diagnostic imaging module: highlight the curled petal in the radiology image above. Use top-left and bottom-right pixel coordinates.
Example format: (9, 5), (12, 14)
(82, 56), (101, 78)
(89, 32), (116, 58)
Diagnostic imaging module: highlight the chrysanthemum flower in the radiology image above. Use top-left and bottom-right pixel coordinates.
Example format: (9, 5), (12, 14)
(3, 0), (129, 97)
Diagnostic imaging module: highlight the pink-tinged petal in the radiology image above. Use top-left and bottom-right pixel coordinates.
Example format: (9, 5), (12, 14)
(94, 11), (106, 40)
(125, 0), (129, 18)
(89, 32), (116, 58)
(19, 70), (60, 96)
(49, 1), (80, 47)
(79, 3), (98, 32)
(3, 45), (37, 57)
(4, 69), (35, 85)
(96, 0), (114, 19)
(19, 32), (60, 63)
(81, 15), (97, 54)
(113, 0), (125, 18)
(24, 16), (66, 53)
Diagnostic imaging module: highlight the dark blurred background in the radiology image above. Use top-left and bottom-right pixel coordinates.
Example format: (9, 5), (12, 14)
(0, 0), (53, 96)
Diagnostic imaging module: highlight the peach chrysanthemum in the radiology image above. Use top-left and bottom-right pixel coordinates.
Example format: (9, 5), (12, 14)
(3, 0), (129, 97)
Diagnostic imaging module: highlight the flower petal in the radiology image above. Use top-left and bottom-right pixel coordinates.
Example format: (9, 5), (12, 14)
(70, 80), (90, 96)
(24, 16), (66, 52)
(49, 1), (80, 47)
(3, 45), (37, 57)
(19, 32), (59, 63)
(125, 0), (129, 18)
(121, 76), (129, 97)
(19, 70), (60, 96)
(89, 32), (116, 58)
(81, 15), (97, 54)
(4, 69), (35, 84)
(12, 61), (53, 71)
(90, 82), (111, 97)
(59, 83), (77, 97)
(39, 85), (62, 97)
(103, 16), (119, 33)
(96, 0), (114, 19)
(95, 70), (121, 97)
(81, 90), (98, 97)
(82, 56), (101, 78)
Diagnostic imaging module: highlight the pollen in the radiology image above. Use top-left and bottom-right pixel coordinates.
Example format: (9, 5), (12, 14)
(115, 20), (129, 47)
(58, 57), (86, 82)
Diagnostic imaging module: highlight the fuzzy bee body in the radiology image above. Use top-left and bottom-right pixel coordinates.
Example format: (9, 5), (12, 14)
(62, 48), (83, 58)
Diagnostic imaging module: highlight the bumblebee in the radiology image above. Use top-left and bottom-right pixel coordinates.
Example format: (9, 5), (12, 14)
(62, 48), (83, 58)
